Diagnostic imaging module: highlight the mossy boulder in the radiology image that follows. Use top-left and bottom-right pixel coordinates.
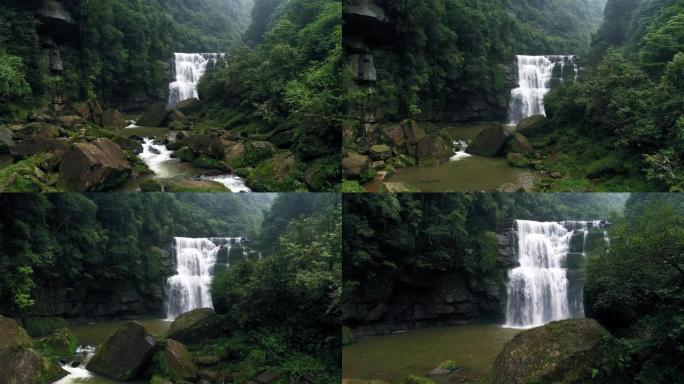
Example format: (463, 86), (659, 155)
(401, 120), (426, 144)
(0, 316), (67, 384)
(416, 135), (450, 166)
(137, 102), (171, 127)
(140, 179), (164, 192)
(10, 137), (70, 158)
(515, 115), (548, 137)
(0, 154), (59, 192)
(304, 156), (340, 191)
(174, 146), (195, 162)
(369, 144), (392, 161)
(59, 138), (132, 191)
(183, 134), (224, 158)
(342, 151), (372, 179)
(86, 321), (157, 381)
(506, 153), (530, 168)
(19, 317), (69, 338)
(112, 136), (144, 154)
(56, 115), (87, 130)
(246, 152), (305, 191)
(163, 179), (229, 192)
(491, 319), (621, 384)
(383, 124), (406, 147)
(167, 308), (223, 343)
(467, 123), (509, 157)
(40, 327), (78, 360)
(175, 98), (201, 115)
(101, 109), (127, 130)
(341, 180), (366, 192)
(14, 122), (64, 140)
(194, 155), (230, 171)
(155, 339), (197, 381)
(506, 133), (533, 155)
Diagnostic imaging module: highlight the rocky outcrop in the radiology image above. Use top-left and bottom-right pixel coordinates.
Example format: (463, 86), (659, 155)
(0, 127), (14, 154)
(344, 229), (517, 336)
(156, 339), (198, 381)
(0, 316), (67, 384)
(167, 308), (223, 343)
(466, 123), (510, 157)
(87, 322), (157, 381)
(136, 102), (171, 127)
(59, 138), (131, 191)
(71, 100), (104, 126)
(491, 319), (622, 384)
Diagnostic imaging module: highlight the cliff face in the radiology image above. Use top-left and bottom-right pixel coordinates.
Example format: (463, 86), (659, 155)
(27, 244), (176, 321)
(343, 228), (518, 336)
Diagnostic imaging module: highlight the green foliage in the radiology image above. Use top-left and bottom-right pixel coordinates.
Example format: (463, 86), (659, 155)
(0, 51), (30, 100)
(584, 196), (684, 383)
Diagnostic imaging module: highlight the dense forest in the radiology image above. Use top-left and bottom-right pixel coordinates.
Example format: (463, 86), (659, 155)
(542, 0), (684, 191)
(343, 193), (684, 383)
(0, 193), (341, 383)
(0, 0), (341, 192)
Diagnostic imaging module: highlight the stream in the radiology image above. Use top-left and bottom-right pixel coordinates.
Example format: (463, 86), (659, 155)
(114, 126), (250, 192)
(342, 324), (520, 384)
(368, 123), (533, 192)
(55, 319), (170, 384)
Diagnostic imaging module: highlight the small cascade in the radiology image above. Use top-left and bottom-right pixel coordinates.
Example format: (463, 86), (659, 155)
(508, 55), (577, 124)
(168, 53), (225, 107)
(504, 219), (606, 329)
(450, 140), (471, 162)
(201, 175), (251, 192)
(55, 346), (97, 383)
(165, 237), (244, 319)
(139, 138), (177, 177)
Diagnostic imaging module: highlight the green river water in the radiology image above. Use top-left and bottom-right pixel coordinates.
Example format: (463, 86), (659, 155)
(370, 124), (533, 192)
(342, 324), (521, 383)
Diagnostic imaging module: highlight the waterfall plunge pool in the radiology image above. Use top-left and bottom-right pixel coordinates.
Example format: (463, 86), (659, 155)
(342, 324), (521, 383)
(369, 123), (534, 192)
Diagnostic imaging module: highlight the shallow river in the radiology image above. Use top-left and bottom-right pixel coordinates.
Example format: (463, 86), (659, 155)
(55, 319), (170, 384)
(342, 324), (520, 383)
(371, 123), (533, 192)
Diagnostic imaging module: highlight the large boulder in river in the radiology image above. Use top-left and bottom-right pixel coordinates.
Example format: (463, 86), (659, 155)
(505, 133), (533, 155)
(491, 319), (622, 384)
(416, 135), (450, 166)
(515, 115), (548, 137)
(136, 101), (171, 127)
(175, 98), (202, 115)
(86, 322), (157, 381)
(167, 308), (223, 343)
(156, 339), (198, 380)
(0, 316), (67, 384)
(183, 134), (225, 158)
(59, 138), (132, 191)
(401, 120), (426, 145)
(101, 109), (127, 129)
(466, 123), (509, 157)
(342, 151), (371, 179)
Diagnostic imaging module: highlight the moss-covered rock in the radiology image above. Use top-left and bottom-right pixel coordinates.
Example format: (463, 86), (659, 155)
(404, 375), (436, 384)
(0, 154), (60, 192)
(416, 135), (450, 166)
(59, 138), (132, 191)
(163, 179), (229, 192)
(342, 151), (372, 180)
(466, 123), (509, 157)
(175, 98), (202, 115)
(14, 122), (64, 140)
(506, 152), (530, 168)
(515, 115), (549, 137)
(167, 308), (223, 343)
(140, 179), (164, 192)
(369, 144), (392, 161)
(342, 326), (357, 346)
(86, 321), (157, 381)
(246, 152), (305, 191)
(491, 319), (622, 384)
(506, 133), (533, 155)
(155, 339), (198, 381)
(19, 317), (69, 338)
(304, 156), (339, 191)
(194, 155), (230, 171)
(174, 146), (195, 162)
(137, 102), (171, 127)
(40, 327), (78, 360)
(112, 136), (143, 154)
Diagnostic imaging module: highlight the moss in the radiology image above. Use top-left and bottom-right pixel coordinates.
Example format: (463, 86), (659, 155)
(0, 154), (59, 192)
(19, 317), (69, 338)
(140, 179), (164, 192)
(194, 155), (230, 171)
(437, 360), (459, 370)
(175, 147), (195, 162)
(38, 327), (78, 360)
(586, 155), (626, 178)
(404, 375), (436, 384)
(246, 152), (306, 192)
(341, 180), (366, 192)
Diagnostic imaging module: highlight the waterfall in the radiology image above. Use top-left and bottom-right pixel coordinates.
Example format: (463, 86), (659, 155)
(504, 219), (605, 329)
(139, 138), (177, 177)
(165, 236), (243, 319)
(450, 140), (471, 162)
(168, 53), (225, 107)
(508, 55), (577, 124)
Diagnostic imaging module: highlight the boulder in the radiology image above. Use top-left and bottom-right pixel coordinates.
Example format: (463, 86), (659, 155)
(223, 141), (246, 168)
(101, 109), (127, 129)
(506, 133), (532, 155)
(15, 122), (63, 140)
(41, 327), (78, 360)
(86, 322), (157, 381)
(515, 115), (548, 137)
(167, 308), (223, 343)
(59, 138), (132, 191)
(383, 124), (406, 147)
(167, 110), (189, 130)
(491, 319), (620, 384)
(56, 115), (86, 130)
(0, 316), (67, 384)
(506, 153), (530, 168)
(369, 144), (392, 161)
(184, 134), (224, 158)
(0, 126), (14, 154)
(342, 151), (371, 179)
(466, 123), (509, 157)
(87, 100), (104, 125)
(429, 360), (459, 376)
(10, 137), (70, 158)
(416, 136), (450, 166)
(175, 98), (201, 115)
(246, 152), (305, 191)
(136, 102), (171, 127)
(71, 102), (92, 122)
(112, 136), (143, 154)
(156, 339), (198, 380)
(304, 157), (338, 191)
(401, 120), (426, 144)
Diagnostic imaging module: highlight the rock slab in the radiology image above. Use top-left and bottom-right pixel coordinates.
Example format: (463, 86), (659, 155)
(86, 321), (157, 381)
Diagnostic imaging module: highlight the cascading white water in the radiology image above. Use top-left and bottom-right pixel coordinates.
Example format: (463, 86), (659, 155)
(139, 138), (177, 177)
(168, 53), (225, 107)
(55, 346), (97, 383)
(450, 140), (471, 162)
(504, 219), (604, 329)
(508, 55), (577, 124)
